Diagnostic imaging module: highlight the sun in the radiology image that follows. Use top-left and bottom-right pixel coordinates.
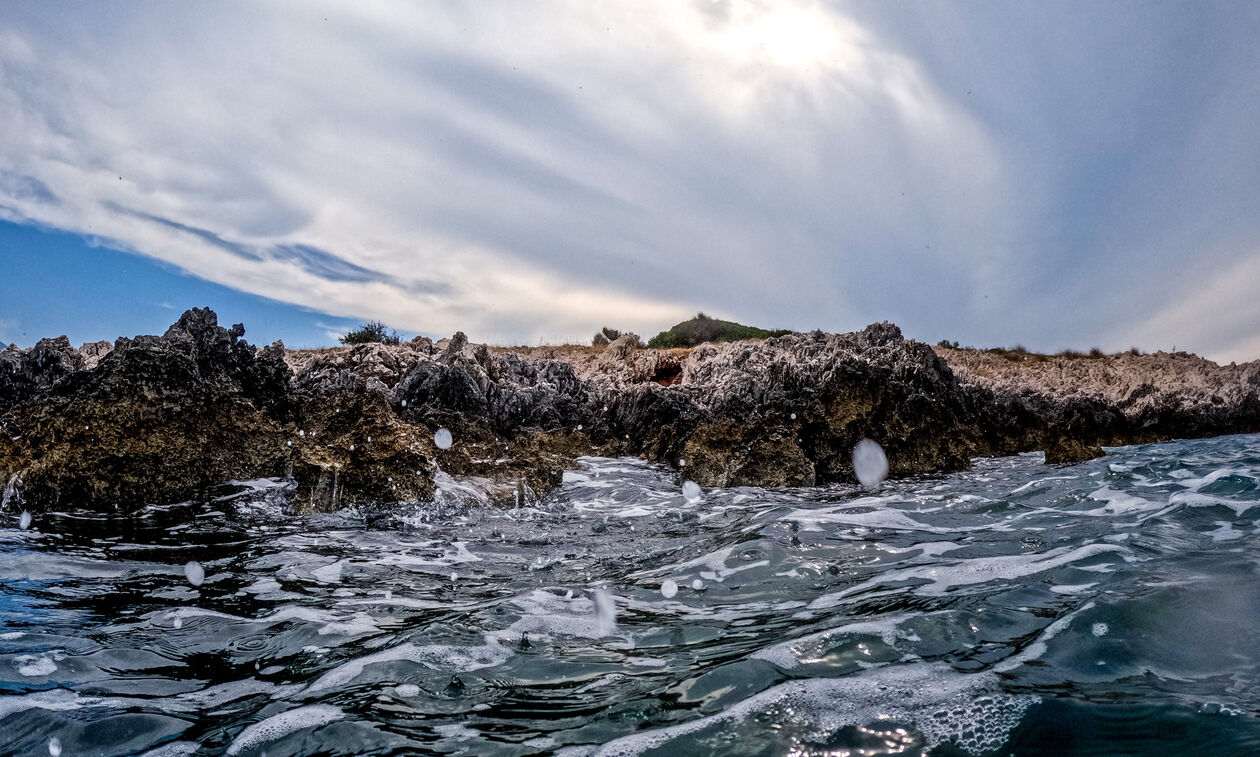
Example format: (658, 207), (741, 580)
(728, 6), (841, 68)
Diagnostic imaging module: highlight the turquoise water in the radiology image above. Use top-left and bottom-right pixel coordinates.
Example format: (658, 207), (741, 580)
(4, 433), (1260, 755)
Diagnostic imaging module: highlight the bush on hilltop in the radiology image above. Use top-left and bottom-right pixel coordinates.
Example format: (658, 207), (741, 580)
(340, 321), (401, 345)
(647, 313), (792, 349)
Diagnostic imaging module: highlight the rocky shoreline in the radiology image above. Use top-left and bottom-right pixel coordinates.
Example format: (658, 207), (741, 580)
(2, 308), (1258, 514)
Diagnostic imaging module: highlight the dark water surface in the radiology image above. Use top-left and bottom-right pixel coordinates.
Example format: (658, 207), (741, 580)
(4, 433), (1260, 756)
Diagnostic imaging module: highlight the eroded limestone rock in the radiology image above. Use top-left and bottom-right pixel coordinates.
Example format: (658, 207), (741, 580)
(3, 309), (1258, 514)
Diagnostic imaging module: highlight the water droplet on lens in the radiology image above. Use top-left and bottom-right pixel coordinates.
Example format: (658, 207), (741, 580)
(790, 412), (797, 420)
(401, 399), (408, 407)
(577, 424), (583, 430)
(19, 511), (31, 530)
(184, 561), (205, 587)
(349, 444), (355, 451)
(173, 616), (182, 629)
(852, 439), (889, 488)
(660, 579), (678, 598)
(48, 736), (61, 757)
(692, 579), (704, 591)
(682, 480), (702, 504)
(594, 589), (617, 636)
(434, 428), (453, 450)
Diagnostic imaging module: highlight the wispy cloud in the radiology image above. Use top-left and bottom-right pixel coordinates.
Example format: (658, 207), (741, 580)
(0, 2), (1257, 358)
(0, 1), (1007, 344)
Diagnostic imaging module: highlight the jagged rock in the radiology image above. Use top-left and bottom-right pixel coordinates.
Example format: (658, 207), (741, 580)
(292, 341), (422, 397)
(0, 309), (292, 510)
(0, 336), (84, 407)
(658, 325), (979, 484)
(445, 331), (468, 355)
(1044, 437), (1105, 465)
(289, 383), (435, 512)
(78, 340), (114, 369)
(2, 308), (1259, 515)
(941, 346), (1260, 448)
(604, 333), (639, 361)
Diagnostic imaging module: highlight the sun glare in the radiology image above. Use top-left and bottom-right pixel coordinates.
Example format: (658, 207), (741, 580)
(730, 7), (839, 67)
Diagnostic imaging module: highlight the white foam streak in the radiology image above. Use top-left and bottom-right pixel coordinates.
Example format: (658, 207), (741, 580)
(303, 642), (509, 694)
(225, 704), (344, 755)
(1170, 491), (1257, 517)
(752, 614), (915, 669)
(593, 663), (1034, 756)
(810, 543), (1128, 609)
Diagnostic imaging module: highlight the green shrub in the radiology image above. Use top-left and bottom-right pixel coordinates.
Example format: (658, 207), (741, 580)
(340, 320), (401, 345)
(647, 313), (792, 349)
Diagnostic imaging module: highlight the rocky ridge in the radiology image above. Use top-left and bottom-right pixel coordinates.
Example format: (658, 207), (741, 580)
(2, 308), (1258, 514)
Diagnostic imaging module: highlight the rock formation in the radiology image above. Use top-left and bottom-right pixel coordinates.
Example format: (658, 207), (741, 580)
(2, 308), (1258, 514)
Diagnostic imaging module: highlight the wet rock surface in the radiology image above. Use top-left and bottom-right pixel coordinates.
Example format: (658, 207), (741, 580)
(2, 308), (1259, 513)
(941, 346), (1260, 462)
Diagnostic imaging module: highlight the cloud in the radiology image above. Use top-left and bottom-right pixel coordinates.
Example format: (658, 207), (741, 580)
(0, 1), (1256, 359)
(0, 0), (1012, 344)
(1117, 247), (1260, 364)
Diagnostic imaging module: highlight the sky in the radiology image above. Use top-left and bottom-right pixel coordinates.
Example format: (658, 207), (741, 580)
(1, 1), (1259, 359)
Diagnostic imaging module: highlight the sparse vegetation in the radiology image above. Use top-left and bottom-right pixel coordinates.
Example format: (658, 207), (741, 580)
(592, 326), (645, 348)
(647, 313), (792, 349)
(592, 326), (625, 347)
(340, 320), (401, 345)
(979, 345), (1048, 363)
(937, 341), (1148, 362)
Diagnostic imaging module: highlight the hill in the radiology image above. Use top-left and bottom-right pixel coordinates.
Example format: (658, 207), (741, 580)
(646, 313), (792, 349)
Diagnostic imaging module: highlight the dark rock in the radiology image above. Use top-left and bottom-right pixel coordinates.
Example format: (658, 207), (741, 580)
(0, 309), (292, 510)
(1044, 438), (1105, 465)
(4, 309), (1259, 514)
(0, 336), (84, 408)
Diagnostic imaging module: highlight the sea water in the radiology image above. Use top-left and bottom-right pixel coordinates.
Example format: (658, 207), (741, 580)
(3, 433), (1260, 755)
